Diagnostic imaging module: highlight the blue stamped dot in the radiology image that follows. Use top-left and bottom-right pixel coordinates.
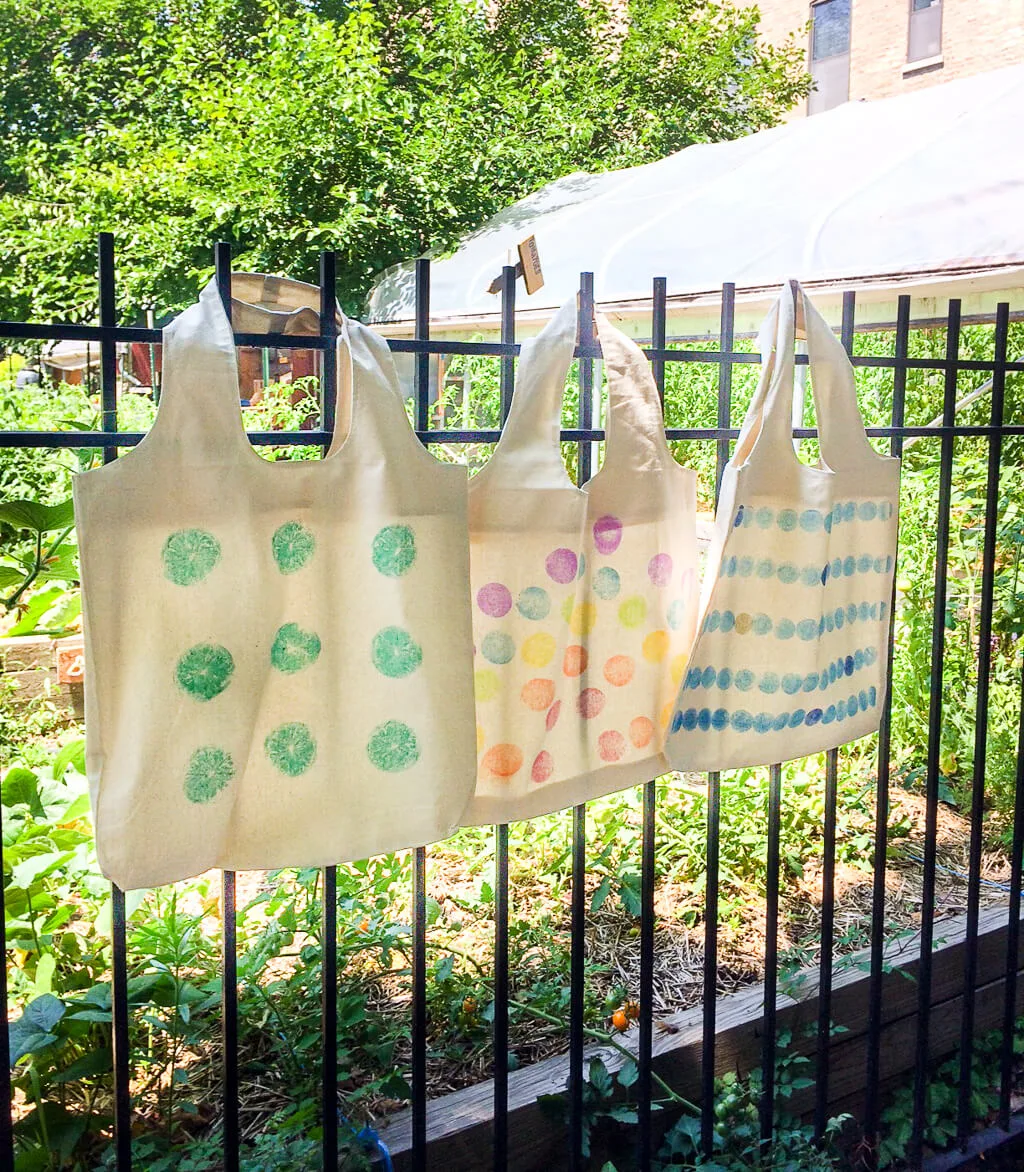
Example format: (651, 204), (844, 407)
(819, 673), (829, 692)
(832, 558), (843, 579)
(874, 557), (885, 573)
(701, 666), (717, 688)
(712, 708), (729, 730)
(836, 703), (846, 723)
(824, 512), (833, 534)
(697, 708), (711, 731)
(705, 611), (721, 633)
(776, 618), (795, 640)
(756, 507), (774, 529)
(847, 604), (858, 624)
(753, 613), (773, 636)
(803, 672), (818, 693)
(824, 612), (835, 633)
(777, 563), (798, 584)
(593, 567), (621, 601)
(805, 708), (823, 726)
(718, 668), (733, 690)
(847, 696), (858, 717)
(756, 558), (774, 579)
(828, 661), (838, 684)
(760, 672), (780, 695)
(866, 647), (877, 666)
(790, 708), (806, 727)
(671, 710), (685, 734)
(823, 705), (836, 725)
(667, 599), (687, 629)
(733, 507), (745, 528)
(778, 509), (798, 531)
(859, 602), (872, 622)
(797, 619), (818, 642)
(858, 555), (872, 574)
(858, 501), (878, 521)
(831, 504), (843, 527)
(808, 566), (824, 587)
(782, 673), (802, 695)
(754, 712), (774, 734)
(725, 556), (738, 578)
(845, 655), (855, 676)
(686, 667), (702, 689)
(720, 611), (736, 633)
(735, 670), (754, 692)
(834, 607), (844, 630)
(743, 509), (755, 528)
(843, 556), (855, 577)
(859, 689), (869, 711)
(879, 601), (887, 621)
(577, 554), (586, 580)
(732, 710), (753, 732)
(682, 708), (699, 731)
(773, 712), (790, 731)
(869, 685), (877, 706)
(843, 501), (857, 522)
(854, 650), (865, 670)
(738, 557), (754, 577)
(885, 555), (893, 572)
(800, 509), (822, 533)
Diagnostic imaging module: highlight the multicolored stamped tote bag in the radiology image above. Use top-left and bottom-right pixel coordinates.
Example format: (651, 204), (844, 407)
(74, 276), (477, 889)
(462, 300), (698, 824)
(665, 282), (900, 773)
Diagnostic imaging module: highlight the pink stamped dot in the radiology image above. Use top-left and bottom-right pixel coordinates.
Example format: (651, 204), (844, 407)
(648, 553), (673, 588)
(531, 751), (554, 783)
(598, 730), (626, 763)
(545, 548), (579, 584)
(577, 688), (606, 719)
(593, 515), (623, 555)
(545, 701), (562, 731)
(477, 582), (512, 618)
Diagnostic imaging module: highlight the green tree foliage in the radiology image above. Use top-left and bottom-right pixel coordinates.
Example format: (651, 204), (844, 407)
(0, 0), (809, 320)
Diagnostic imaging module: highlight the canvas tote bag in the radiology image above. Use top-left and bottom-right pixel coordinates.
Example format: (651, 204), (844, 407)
(463, 301), (698, 824)
(665, 282), (900, 773)
(74, 276), (477, 889)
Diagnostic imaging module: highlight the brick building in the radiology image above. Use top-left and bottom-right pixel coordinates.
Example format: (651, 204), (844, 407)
(748, 0), (1024, 114)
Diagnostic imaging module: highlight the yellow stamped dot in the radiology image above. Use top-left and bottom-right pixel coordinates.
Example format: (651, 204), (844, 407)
(618, 595), (647, 628)
(569, 602), (597, 637)
(670, 653), (689, 687)
(521, 632), (556, 668)
(660, 701), (674, 728)
(734, 612), (753, 634)
(642, 629), (669, 662)
(476, 724), (485, 753)
(475, 669), (500, 702)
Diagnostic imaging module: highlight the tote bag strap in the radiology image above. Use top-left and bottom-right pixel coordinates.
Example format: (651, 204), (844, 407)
(735, 282), (878, 476)
(471, 298), (578, 492)
(593, 314), (677, 476)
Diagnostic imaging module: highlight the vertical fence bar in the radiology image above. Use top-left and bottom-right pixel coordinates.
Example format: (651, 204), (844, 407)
(636, 276), (667, 1172)
(715, 282), (735, 501)
(577, 271), (595, 486)
(864, 294), (910, 1158)
(956, 298), (1007, 1144)
(911, 299), (961, 1167)
(411, 257), (431, 1172)
(759, 764), (783, 1149)
(492, 264), (515, 1172)
(0, 796), (10, 1170)
(214, 243), (241, 1172)
(1000, 644), (1024, 1128)
(99, 232), (132, 1172)
(319, 252), (340, 1168)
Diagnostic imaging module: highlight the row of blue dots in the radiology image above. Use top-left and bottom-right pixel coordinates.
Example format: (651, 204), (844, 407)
(683, 646), (878, 695)
(719, 553), (894, 585)
(733, 500), (894, 533)
(702, 600), (888, 639)
(670, 688), (878, 735)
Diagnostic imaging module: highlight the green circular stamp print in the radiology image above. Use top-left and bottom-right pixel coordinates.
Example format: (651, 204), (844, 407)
(371, 524), (416, 578)
(272, 521), (316, 574)
(162, 529), (221, 586)
(371, 627), (423, 678)
(184, 746), (235, 804)
(271, 623), (322, 674)
(265, 722), (317, 776)
(176, 643), (235, 701)
(366, 720), (420, 772)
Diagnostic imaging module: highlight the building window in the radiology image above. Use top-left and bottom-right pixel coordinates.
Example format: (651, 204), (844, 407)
(908, 0), (942, 62)
(809, 0), (851, 115)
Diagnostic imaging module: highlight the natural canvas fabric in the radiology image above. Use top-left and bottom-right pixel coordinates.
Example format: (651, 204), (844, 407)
(665, 283), (900, 773)
(74, 277), (477, 889)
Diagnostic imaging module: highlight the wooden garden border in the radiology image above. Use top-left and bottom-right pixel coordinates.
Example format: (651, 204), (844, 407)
(378, 903), (1024, 1170)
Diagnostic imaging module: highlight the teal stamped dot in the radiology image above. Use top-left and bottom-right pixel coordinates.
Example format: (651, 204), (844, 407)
(782, 673), (802, 695)
(800, 509), (822, 532)
(778, 509), (798, 531)
(843, 555), (855, 576)
(738, 557), (754, 577)
(858, 555), (873, 573)
(371, 626), (422, 678)
(777, 563), (798, 584)
(265, 722), (317, 777)
(371, 524), (416, 578)
(482, 631), (515, 665)
(732, 710), (753, 732)
(163, 529), (221, 586)
(803, 672), (818, 692)
(272, 623), (322, 674)
(367, 720), (420, 772)
(755, 507), (773, 529)
(859, 501), (878, 521)
(701, 666), (717, 688)
(759, 672), (779, 694)
(273, 521), (315, 574)
(752, 613), (773, 636)
(734, 669), (754, 692)
(184, 746), (234, 804)
(776, 618), (795, 640)
(801, 566), (820, 586)
(720, 611), (735, 633)
(667, 599), (687, 630)
(176, 643), (234, 701)
(756, 559), (774, 579)
(717, 668), (732, 689)
(592, 568), (621, 601)
(843, 501), (856, 522)
(517, 586), (552, 620)
(797, 618), (818, 641)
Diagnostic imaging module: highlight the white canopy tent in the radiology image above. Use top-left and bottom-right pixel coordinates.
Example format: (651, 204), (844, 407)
(368, 64), (1024, 340)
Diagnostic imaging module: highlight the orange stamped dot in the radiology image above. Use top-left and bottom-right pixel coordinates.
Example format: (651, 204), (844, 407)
(603, 655), (635, 687)
(563, 645), (588, 677)
(630, 716), (655, 749)
(642, 629), (669, 663)
(521, 678), (555, 711)
(481, 743), (524, 779)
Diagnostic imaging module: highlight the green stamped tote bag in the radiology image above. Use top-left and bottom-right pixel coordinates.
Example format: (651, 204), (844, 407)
(74, 276), (477, 889)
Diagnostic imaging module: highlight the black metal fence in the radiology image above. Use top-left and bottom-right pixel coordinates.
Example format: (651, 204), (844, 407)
(1, 233), (1023, 1172)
